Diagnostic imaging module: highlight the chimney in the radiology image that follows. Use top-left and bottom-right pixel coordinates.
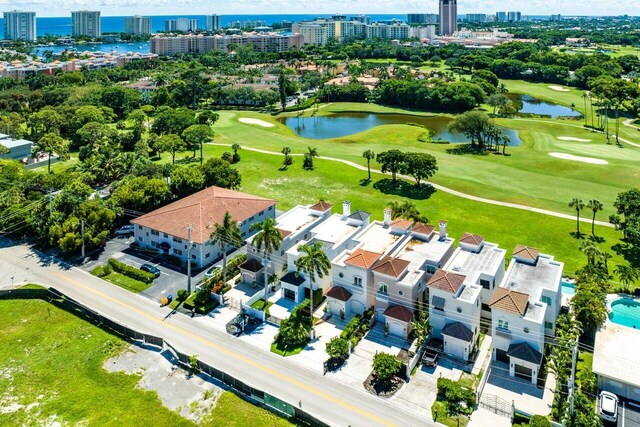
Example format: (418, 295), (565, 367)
(384, 208), (392, 226)
(342, 200), (351, 218)
(439, 220), (448, 240)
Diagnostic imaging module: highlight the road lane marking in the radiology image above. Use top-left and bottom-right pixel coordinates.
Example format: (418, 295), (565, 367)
(51, 271), (397, 427)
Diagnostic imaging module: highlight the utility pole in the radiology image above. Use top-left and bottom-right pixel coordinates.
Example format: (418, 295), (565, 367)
(187, 224), (192, 294)
(81, 219), (85, 259)
(48, 190), (53, 215)
(568, 342), (578, 418)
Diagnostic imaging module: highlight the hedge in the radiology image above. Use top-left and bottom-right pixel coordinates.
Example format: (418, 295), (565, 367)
(202, 253), (248, 289)
(108, 258), (155, 284)
(436, 377), (476, 414)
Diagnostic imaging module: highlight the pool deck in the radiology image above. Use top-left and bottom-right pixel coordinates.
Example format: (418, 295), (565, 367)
(593, 294), (640, 389)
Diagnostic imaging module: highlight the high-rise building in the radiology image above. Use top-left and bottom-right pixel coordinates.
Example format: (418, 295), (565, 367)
(72, 11), (101, 38)
(292, 23), (328, 46)
(3, 10), (36, 41)
(496, 11), (508, 22)
(508, 11), (522, 22)
(165, 18), (199, 32)
(549, 14), (563, 21)
(206, 15), (221, 31)
(124, 16), (151, 35)
(409, 25), (436, 40)
(439, 0), (457, 36)
(352, 15), (372, 24)
(466, 14), (488, 23)
(407, 13), (438, 25)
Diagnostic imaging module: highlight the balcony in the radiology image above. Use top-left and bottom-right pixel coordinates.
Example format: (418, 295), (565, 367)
(494, 327), (512, 340)
(375, 291), (389, 303)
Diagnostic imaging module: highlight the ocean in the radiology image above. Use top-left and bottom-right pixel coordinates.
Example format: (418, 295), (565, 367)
(0, 14), (409, 39)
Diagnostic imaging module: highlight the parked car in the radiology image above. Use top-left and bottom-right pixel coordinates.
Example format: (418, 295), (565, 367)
(115, 224), (135, 236)
(205, 265), (223, 278)
(140, 263), (161, 279)
(598, 391), (618, 422)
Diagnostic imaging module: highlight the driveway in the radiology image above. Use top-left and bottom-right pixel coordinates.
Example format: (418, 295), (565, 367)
(616, 398), (640, 427)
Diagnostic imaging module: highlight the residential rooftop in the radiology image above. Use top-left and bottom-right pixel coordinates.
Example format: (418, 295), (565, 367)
(593, 314), (640, 391)
(392, 233), (455, 271)
(309, 214), (359, 247)
(501, 253), (563, 301)
(444, 240), (505, 287)
(354, 221), (402, 254)
(269, 204), (325, 238)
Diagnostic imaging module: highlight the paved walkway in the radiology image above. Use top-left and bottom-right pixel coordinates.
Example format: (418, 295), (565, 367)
(468, 407), (512, 427)
(210, 143), (614, 228)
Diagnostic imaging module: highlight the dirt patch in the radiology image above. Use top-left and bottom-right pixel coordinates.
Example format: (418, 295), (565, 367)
(238, 118), (275, 128)
(549, 152), (608, 165)
(557, 136), (591, 142)
(103, 343), (222, 422)
(363, 372), (405, 397)
(548, 85), (570, 92)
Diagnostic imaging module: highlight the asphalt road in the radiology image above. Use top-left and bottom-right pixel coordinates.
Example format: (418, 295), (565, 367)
(0, 238), (435, 427)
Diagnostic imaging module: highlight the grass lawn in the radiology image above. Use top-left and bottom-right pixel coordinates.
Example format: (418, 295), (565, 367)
(251, 299), (274, 315)
(271, 338), (309, 357)
(201, 391), (295, 426)
(211, 104), (640, 218)
(205, 146), (626, 274)
(431, 400), (470, 427)
(94, 270), (151, 293)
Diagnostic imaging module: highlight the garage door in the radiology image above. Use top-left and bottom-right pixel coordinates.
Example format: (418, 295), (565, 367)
(327, 300), (343, 316)
(514, 364), (532, 381)
(388, 321), (405, 338)
(496, 349), (509, 363)
(445, 339), (467, 360)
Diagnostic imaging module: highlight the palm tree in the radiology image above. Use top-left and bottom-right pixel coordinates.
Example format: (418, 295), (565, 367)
(295, 241), (331, 338)
(501, 135), (511, 155)
(210, 211), (243, 287)
(579, 240), (601, 266)
(387, 200), (425, 223)
(362, 149), (375, 181)
(582, 92), (589, 127)
(232, 143), (241, 155)
(569, 197), (585, 235)
(614, 264), (639, 292)
(586, 199), (603, 236)
(250, 218), (283, 302)
(411, 308), (430, 347)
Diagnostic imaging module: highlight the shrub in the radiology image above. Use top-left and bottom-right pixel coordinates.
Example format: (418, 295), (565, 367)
(193, 287), (211, 306)
(91, 265), (107, 277)
(436, 378), (475, 414)
(188, 354), (198, 373)
(372, 352), (402, 380)
(177, 289), (189, 302)
(340, 314), (362, 339)
(107, 258), (155, 284)
(326, 337), (350, 359)
(211, 281), (225, 294)
(529, 415), (552, 427)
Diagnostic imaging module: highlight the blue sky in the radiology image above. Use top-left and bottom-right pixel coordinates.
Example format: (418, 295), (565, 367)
(1, 0), (638, 17)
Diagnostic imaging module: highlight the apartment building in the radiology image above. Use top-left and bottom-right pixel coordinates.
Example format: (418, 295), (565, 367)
(150, 32), (303, 55)
(124, 16), (152, 35)
(71, 11), (101, 38)
(3, 11), (36, 41)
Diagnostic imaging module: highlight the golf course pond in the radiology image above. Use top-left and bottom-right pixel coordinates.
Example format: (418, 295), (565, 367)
(507, 94), (582, 118)
(279, 113), (523, 145)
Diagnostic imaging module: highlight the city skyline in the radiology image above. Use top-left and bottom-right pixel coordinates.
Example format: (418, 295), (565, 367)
(0, 0), (639, 18)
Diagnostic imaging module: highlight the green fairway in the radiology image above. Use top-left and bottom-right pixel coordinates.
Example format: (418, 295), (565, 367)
(0, 299), (295, 426)
(212, 106), (639, 217)
(203, 145), (625, 274)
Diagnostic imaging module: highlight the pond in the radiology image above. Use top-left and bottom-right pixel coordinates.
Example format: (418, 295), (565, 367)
(279, 113), (523, 146)
(507, 94), (582, 118)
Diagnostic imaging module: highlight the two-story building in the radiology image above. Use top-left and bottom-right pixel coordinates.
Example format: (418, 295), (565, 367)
(489, 245), (563, 384)
(281, 201), (370, 303)
(132, 186), (276, 269)
(329, 209), (455, 338)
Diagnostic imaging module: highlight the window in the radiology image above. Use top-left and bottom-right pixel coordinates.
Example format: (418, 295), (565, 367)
(353, 276), (362, 287)
(545, 321), (554, 330)
(151, 241), (157, 248)
(338, 272), (344, 278)
(164, 233), (168, 238)
(138, 225), (142, 230)
(480, 279), (491, 290)
(378, 283), (388, 294)
(269, 206), (273, 211)
(541, 295), (552, 306)
(426, 265), (436, 274)
(191, 254), (196, 260)
(173, 237), (182, 243)
(205, 253), (210, 258)
(398, 290), (404, 296)
(498, 320), (509, 330)
(457, 307), (462, 313)
(173, 249), (183, 256)
(151, 230), (159, 236)
(138, 237), (142, 241)
(524, 327), (530, 334)
(481, 303), (492, 312)
(146, 232), (149, 236)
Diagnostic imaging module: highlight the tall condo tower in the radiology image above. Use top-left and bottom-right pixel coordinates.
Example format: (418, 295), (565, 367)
(71, 11), (101, 37)
(3, 10), (36, 41)
(439, 0), (457, 36)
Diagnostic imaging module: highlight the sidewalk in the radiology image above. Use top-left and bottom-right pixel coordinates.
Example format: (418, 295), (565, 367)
(468, 407), (511, 427)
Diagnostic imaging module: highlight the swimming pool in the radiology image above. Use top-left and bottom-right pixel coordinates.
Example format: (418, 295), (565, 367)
(561, 281), (576, 296)
(609, 298), (640, 329)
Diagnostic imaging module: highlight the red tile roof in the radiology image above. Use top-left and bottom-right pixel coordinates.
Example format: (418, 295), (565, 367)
(373, 256), (410, 278)
(384, 305), (414, 322)
(131, 186), (275, 245)
(489, 287), (529, 316)
(326, 286), (352, 302)
(344, 249), (382, 269)
(513, 245), (540, 261)
(412, 222), (435, 236)
(427, 269), (466, 294)
(390, 218), (413, 230)
(309, 201), (333, 212)
(460, 232), (484, 246)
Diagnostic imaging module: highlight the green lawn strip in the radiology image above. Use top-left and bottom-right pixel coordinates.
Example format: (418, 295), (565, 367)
(251, 299), (274, 315)
(211, 107), (638, 217)
(201, 391), (295, 427)
(0, 299), (192, 427)
(19, 284), (46, 290)
(207, 146), (625, 275)
(431, 400), (469, 427)
(270, 339), (309, 357)
(101, 272), (151, 293)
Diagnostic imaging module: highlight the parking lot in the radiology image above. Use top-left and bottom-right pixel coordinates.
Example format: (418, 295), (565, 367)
(614, 399), (640, 427)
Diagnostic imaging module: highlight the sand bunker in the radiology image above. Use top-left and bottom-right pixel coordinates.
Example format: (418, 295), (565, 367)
(238, 118), (275, 128)
(548, 85), (570, 92)
(557, 136), (591, 142)
(549, 152), (608, 164)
